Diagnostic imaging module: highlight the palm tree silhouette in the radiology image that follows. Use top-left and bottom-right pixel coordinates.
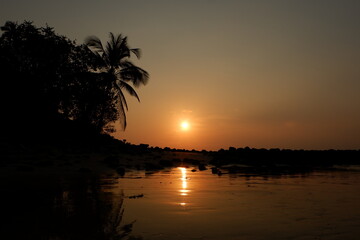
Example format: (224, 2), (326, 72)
(85, 33), (149, 130)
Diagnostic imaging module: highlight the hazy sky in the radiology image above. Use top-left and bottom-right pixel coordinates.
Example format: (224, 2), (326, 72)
(1, 0), (360, 150)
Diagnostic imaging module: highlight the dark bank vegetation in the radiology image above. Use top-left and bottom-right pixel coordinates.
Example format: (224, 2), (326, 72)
(0, 21), (148, 145)
(208, 147), (360, 175)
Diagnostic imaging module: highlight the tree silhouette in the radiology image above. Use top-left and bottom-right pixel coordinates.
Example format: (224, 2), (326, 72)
(1, 21), (149, 140)
(85, 33), (149, 130)
(0, 21), (88, 138)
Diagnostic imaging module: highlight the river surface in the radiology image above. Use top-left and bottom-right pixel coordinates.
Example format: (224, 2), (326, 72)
(2, 167), (360, 240)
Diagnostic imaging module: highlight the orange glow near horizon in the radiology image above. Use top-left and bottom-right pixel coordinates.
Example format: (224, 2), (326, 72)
(106, 1), (360, 151)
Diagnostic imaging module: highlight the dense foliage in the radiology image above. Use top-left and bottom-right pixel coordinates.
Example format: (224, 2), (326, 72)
(0, 21), (148, 141)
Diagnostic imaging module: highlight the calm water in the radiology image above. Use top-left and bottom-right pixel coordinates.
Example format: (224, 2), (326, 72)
(119, 168), (360, 240)
(2, 167), (360, 240)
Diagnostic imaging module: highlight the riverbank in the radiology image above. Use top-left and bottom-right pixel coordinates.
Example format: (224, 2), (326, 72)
(1, 136), (359, 179)
(0, 138), (211, 178)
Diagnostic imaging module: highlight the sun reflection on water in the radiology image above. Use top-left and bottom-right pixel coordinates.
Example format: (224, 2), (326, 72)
(178, 167), (189, 207)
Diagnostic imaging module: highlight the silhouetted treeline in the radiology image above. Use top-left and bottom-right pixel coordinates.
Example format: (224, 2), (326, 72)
(0, 21), (147, 143)
(210, 147), (360, 167)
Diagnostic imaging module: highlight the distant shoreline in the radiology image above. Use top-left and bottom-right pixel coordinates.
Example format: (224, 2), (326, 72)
(1, 136), (359, 179)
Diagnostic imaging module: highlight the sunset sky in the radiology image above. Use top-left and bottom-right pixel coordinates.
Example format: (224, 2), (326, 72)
(1, 0), (360, 150)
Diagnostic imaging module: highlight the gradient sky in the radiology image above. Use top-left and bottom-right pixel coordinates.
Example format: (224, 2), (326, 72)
(1, 0), (360, 150)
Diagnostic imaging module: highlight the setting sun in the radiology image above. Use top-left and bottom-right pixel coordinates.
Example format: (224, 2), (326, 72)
(180, 121), (190, 131)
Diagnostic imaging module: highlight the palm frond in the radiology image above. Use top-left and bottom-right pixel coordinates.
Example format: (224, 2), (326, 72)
(85, 36), (105, 54)
(119, 60), (134, 69)
(114, 83), (129, 110)
(109, 32), (116, 45)
(117, 95), (127, 130)
(120, 64), (149, 87)
(119, 36), (131, 59)
(105, 33), (127, 68)
(116, 34), (125, 49)
(118, 80), (140, 102)
(130, 48), (141, 59)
